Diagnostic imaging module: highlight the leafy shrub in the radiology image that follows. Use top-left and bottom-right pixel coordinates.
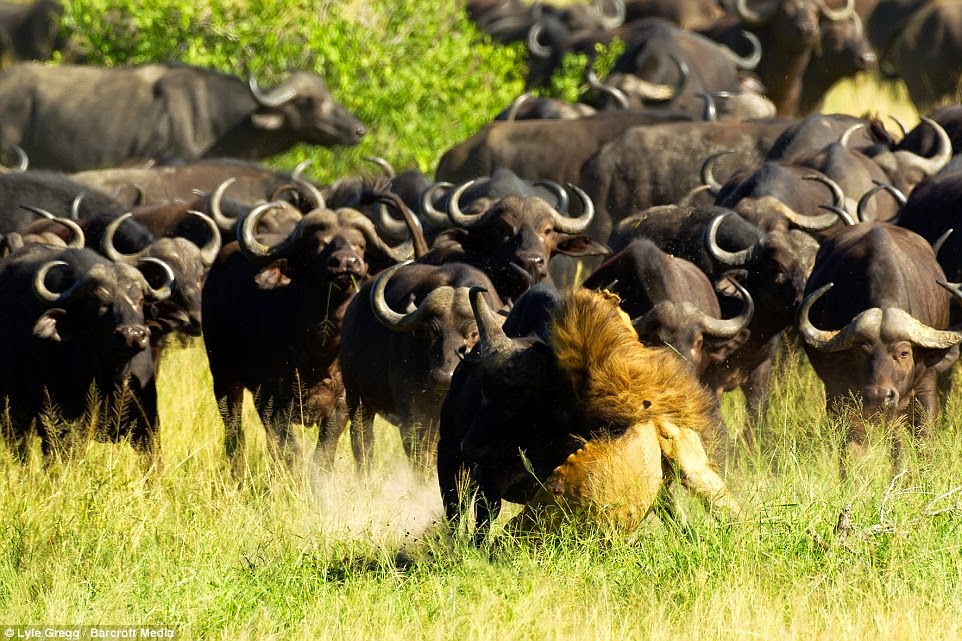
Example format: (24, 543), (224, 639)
(61, 0), (528, 181)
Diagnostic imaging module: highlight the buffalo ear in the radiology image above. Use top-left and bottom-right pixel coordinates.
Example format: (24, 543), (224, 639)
(254, 259), (293, 290)
(925, 343), (960, 373)
(251, 111), (284, 130)
(706, 329), (751, 363)
(554, 235), (610, 257)
(33, 308), (72, 342)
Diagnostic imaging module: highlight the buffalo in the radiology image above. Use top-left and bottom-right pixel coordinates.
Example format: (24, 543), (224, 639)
(0, 62), (365, 171)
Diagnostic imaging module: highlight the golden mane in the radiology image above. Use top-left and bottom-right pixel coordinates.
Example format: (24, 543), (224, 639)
(549, 288), (716, 437)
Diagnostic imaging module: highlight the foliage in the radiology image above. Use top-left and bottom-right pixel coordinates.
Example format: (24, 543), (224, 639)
(61, 0), (528, 181)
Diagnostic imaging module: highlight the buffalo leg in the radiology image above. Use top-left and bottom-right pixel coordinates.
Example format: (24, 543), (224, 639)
(740, 354), (774, 448)
(656, 419), (740, 516)
(213, 377), (245, 470)
(349, 400), (376, 476)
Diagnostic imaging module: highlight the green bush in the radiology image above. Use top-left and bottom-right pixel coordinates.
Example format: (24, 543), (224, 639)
(61, 0), (528, 182)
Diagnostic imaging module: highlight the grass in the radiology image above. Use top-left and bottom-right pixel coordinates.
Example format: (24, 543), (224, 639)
(2, 314), (962, 640)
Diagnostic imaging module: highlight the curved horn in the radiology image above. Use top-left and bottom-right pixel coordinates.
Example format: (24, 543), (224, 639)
(856, 181), (907, 223)
(596, 0), (625, 29)
(208, 177), (239, 231)
(19, 205), (86, 247)
(534, 180), (569, 213)
(291, 158), (313, 180)
(550, 183), (594, 234)
(839, 123), (865, 147)
(933, 229), (953, 258)
(818, 0), (855, 21)
(701, 149), (734, 196)
(237, 201), (303, 263)
(679, 184), (713, 207)
(70, 192), (85, 220)
(586, 68), (630, 110)
(420, 181), (454, 228)
(370, 261), (446, 331)
(364, 156), (395, 179)
(896, 117), (952, 177)
(138, 256), (175, 301)
(0, 144), (29, 172)
(376, 192), (428, 259)
(817, 204), (857, 226)
(705, 212), (752, 266)
(638, 53), (689, 103)
(34, 260), (88, 306)
(527, 22), (552, 59)
(734, 0), (780, 25)
(699, 277), (754, 338)
(504, 92), (534, 121)
(248, 73), (297, 108)
(469, 286), (512, 356)
(447, 179), (499, 229)
(803, 173), (846, 210)
(698, 92), (717, 121)
(632, 301), (674, 337)
(722, 30), (762, 70)
(753, 196), (843, 230)
(797, 282), (861, 351)
(291, 174), (326, 211)
(102, 212), (148, 264)
(187, 210), (223, 267)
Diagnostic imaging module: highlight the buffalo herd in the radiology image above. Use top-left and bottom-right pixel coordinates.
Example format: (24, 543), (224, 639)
(2, 0), (962, 534)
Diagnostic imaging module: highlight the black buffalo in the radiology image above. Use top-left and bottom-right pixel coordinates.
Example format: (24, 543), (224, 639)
(202, 202), (410, 470)
(0, 62), (365, 171)
(0, 246), (173, 462)
(339, 261), (501, 474)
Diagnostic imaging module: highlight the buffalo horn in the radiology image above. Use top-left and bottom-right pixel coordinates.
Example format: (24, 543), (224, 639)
(527, 22), (552, 59)
(237, 201), (302, 263)
(733, 0), (780, 25)
(889, 115), (908, 140)
(699, 277), (754, 338)
(0, 144), (29, 173)
(33, 260), (85, 306)
(419, 181), (455, 228)
(705, 212), (752, 266)
(550, 184), (594, 234)
(291, 158), (313, 180)
(504, 92), (533, 121)
(803, 174), (846, 210)
(636, 53), (689, 103)
(534, 180), (570, 213)
(469, 285), (512, 356)
(102, 213), (149, 264)
(856, 181), (906, 223)
(291, 174), (326, 211)
(839, 123), (865, 147)
(447, 179), (500, 229)
(817, 0), (855, 21)
(364, 156), (396, 179)
(586, 69), (630, 110)
(71, 193), (85, 220)
(19, 205), (85, 248)
(208, 177), (239, 231)
(933, 229), (953, 257)
(721, 30), (762, 70)
(138, 257), (175, 301)
(895, 117), (952, 177)
(697, 92), (717, 121)
(248, 74), (297, 108)
(370, 261), (455, 332)
(187, 210), (223, 267)
(596, 0), (625, 29)
(701, 149), (734, 196)
(753, 196), (842, 230)
(817, 204), (856, 226)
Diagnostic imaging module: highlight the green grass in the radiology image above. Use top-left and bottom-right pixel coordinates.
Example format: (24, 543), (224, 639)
(2, 329), (961, 640)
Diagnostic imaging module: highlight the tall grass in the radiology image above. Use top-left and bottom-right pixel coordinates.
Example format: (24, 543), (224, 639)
(2, 328), (961, 640)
